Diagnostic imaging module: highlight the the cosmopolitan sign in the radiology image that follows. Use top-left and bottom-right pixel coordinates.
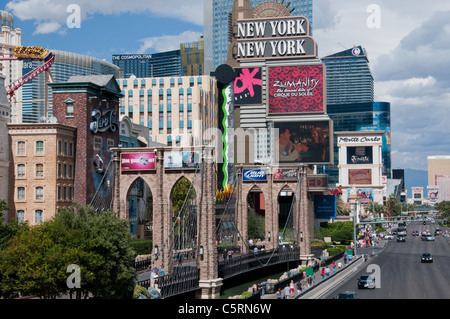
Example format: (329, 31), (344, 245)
(121, 153), (155, 171)
(243, 169), (267, 182)
(234, 16), (316, 60)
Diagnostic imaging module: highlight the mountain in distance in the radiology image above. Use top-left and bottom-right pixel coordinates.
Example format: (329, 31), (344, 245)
(404, 168), (428, 198)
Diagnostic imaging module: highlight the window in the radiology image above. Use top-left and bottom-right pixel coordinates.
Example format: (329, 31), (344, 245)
(17, 187), (25, 200)
(35, 187), (44, 201)
(17, 164), (25, 178)
(17, 210), (25, 223)
(36, 141), (44, 154)
(58, 163), (62, 177)
(66, 101), (74, 116)
(36, 164), (44, 178)
(64, 142), (68, 156)
(69, 143), (73, 156)
(58, 186), (61, 200)
(35, 210), (43, 224)
(69, 165), (73, 178)
(17, 141), (25, 155)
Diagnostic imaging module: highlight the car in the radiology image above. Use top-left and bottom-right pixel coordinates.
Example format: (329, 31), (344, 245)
(426, 234), (435, 241)
(434, 229), (441, 237)
(423, 221), (427, 225)
(385, 234), (394, 240)
(335, 291), (358, 299)
(421, 253), (433, 263)
(358, 275), (376, 289)
(412, 231), (419, 237)
(397, 235), (406, 242)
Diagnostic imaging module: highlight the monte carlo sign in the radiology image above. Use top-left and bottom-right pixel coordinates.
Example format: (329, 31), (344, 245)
(234, 16), (317, 61)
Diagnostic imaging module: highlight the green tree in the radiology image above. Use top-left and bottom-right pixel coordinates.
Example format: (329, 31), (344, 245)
(0, 204), (136, 299)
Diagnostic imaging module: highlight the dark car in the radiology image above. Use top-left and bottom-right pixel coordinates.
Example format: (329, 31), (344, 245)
(335, 291), (358, 299)
(421, 253), (433, 263)
(357, 275), (376, 289)
(397, 235), (406, 242)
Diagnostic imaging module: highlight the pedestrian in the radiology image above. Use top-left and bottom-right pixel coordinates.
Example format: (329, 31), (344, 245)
(276, 289), (282, 299)
(228, 249), (233, 259)
(290, 280), (295, 298)
(321, 267), (325, 279)
(343, 252), (348, 265)
(332, 261), (336, 273)
(283, 285), (290, 299)
(223, 249), (227, 261)
(178, 252), (183, 265)
(325, 266), (330, 277)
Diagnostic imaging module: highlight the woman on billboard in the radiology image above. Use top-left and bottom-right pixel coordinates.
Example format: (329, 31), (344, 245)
(278, 127), (309, 162)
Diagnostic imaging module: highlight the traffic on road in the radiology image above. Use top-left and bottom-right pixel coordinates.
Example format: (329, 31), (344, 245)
(323, 218), (450, 299)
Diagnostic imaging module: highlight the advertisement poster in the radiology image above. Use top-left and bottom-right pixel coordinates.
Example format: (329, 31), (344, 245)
(314, 195), (337, 219)
(234, 68), (262, 105)
(273, 168), (298, 181)
(164, 152), (183, 168)
(268, 65), (324, 114)
(182, 152), (201, 168)
(347, 146), (373, 164)
(346, 188), (373, 204)
(274, 121), (331, 164)
(121, 153), (155, 171)
(243, 169), (267, 182)
(348, 169), (372, 185)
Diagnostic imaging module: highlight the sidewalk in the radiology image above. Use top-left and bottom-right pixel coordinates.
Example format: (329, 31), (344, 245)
(261, 240), (387, 300)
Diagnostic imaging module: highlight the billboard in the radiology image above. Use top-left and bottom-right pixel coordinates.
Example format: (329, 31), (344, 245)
(273, 168), (298, 181)
(121, 153), (155, 171)
(348, 169), (372, 185)
(314, 195), (336, 219)
(346, 188), (373, 204)
(243, 169), (267, 182)
(234, 68), (262, 105)
(274, 120), (332, 164)
(268, 65), (324, 114)
(347, 146), (373, 165)
(164, 152), (201, 169)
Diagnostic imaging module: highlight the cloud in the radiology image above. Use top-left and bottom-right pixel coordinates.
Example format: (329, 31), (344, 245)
(138, 31), (203, 53)
(5, 0), (203, 34)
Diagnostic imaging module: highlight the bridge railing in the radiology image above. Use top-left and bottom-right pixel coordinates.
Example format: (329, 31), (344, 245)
(218, 246), (300, 279)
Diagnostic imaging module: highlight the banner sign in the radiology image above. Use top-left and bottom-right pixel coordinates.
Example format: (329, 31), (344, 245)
(236, 37), (317, 60)
(243, 169), (267, 182)
(121, 153), (155, 171)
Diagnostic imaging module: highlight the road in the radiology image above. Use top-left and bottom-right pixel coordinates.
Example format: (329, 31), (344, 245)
(323, 221), (450, 299)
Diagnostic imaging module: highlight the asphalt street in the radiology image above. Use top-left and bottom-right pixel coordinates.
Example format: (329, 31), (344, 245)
(323, 221), (450, 299)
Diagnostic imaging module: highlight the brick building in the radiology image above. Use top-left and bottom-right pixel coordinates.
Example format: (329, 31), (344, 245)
(8, 123), (76, 224)
(8, 74), (121, 223)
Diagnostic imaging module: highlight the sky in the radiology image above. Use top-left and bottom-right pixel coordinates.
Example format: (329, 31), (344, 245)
(2, 0), (450, 172)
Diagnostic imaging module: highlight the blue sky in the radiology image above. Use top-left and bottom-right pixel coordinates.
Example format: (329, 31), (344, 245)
(3, 0), (204, 62)
(3, 0), (450, 172)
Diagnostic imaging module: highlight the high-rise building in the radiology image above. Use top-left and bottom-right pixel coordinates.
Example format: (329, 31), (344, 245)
(117, 75), (218, 147)
(321, 46), (374, 105)
(204, 0), (314, 75)
(20, 50), (119, 124)
(428, 156), (450, 202)
(317, 46), (390, 185)
(112, 38), (205, 79)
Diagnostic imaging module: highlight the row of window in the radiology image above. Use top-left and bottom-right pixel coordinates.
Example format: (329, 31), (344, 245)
(16, 140), (74, 157)
(16, 163), (74, 179)
(16, 186), (73, 201)
(17, 209), (43, 224)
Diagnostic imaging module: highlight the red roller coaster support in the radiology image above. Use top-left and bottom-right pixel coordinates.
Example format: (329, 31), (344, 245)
(6, 53), (55, 96)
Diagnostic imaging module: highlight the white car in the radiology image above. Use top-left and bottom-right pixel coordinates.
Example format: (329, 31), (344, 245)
(385, 234), (394, 240)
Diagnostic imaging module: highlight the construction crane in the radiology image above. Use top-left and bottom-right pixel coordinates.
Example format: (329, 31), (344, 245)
(0, 46), (55, 121)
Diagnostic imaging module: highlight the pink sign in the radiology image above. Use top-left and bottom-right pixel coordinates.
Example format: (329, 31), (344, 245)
(121, 153), (156, 171)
